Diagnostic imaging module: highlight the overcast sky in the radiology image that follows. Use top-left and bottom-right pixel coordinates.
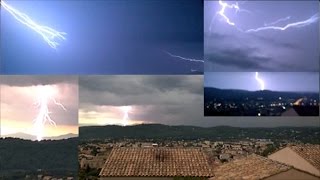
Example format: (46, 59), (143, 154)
(204, 0), (319, 72)
(79, 75), (319, 127)
(0, 76), (78, 138)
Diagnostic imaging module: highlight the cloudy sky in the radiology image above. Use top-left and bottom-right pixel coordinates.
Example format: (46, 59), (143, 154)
(204, 0), (319, 72)
(1, 0), (203, 74)
(205, 72), (319, 92)
(79, 75), (319, 127)
(0, 76), (78, 138)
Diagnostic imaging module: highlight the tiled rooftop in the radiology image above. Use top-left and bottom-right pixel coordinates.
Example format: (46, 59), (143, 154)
(213, 154), (291, 180)
(99, 147), (214, 177)
(290, 144), (320, 171)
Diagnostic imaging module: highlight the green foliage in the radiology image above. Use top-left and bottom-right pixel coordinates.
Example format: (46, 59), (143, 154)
(79, 124), (320, 144)
(79, 166), (100, 180)
(90, 146), (98, 156)
(261, 144), (277, 156)
(0, 138), (78, 175)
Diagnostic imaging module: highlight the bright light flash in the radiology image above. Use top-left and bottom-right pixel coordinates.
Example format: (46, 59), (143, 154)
(33, 86), (66, 141)
(163, 50), (204, 63)
(255, 72), (265, 91)
(1, 1), (66, 49)
(212, 1), (318, 33)
(246, 13), (319, 33)
(217, 0), (239, 26)
(120, 106), (132, 126)
(210, 0), (250, 32)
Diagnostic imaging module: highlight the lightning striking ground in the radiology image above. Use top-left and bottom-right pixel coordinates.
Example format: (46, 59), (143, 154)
(1, 1), (66, 49)
(246, 13), (319, 33)
(33, 86), (66, 141)
(255, 72), (265, 91)
(163, 50), (204, 63)
(120, 106), (132, 126)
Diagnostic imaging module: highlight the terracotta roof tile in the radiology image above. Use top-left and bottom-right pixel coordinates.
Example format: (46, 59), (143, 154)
(213, 154), (291, 180)
(99, 147), (214, 177)
(290, 144), (320, 170)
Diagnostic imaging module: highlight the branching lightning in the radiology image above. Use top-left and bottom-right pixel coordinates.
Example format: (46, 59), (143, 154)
(33, 86), (66, 141)
(163, 50), (204, 63)
(211, 1), (319, 33)
(210, 0), (251, 32)
(255, 72), (265, 91)
(264, 16), (291, 26)
(1, 1), (66, 49)
(246, 13), (319, 33)
(217, 0), (239, 26)
(120, 106), (132, 126)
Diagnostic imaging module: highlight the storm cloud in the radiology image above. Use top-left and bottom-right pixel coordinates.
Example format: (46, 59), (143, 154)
(204, 1), (319, 72)
(0, 76), (77, 87)
(1, 76), (78, 137)
(79, 75), (319, 127)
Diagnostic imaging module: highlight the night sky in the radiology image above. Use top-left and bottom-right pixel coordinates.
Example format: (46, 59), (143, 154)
(204, 72), (319, 92)
(1, 0), (203, 74)
(204, 0), (319, 72)
(79, 75), (319, 127)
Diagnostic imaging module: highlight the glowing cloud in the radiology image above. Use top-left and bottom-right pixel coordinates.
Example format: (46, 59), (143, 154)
(255, 72), (265, 91)
(1, 1), (66, 49)
(33, 86), (66, 141)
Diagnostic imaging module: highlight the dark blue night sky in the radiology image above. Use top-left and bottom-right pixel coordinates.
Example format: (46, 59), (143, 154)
(205, 72), (319, 93)
(1, 0), (203, 74)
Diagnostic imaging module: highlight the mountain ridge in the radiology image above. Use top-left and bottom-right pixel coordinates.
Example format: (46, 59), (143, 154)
(79, 124), (320, 143)
(2, 132), (78, 141)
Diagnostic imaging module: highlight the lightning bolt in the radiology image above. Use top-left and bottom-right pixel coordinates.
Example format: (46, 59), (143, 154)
(246, 13), (319, 33)
(210, 0), (251, 32)
(163, 50), (204, 63)
(1, 1), (66, 49)
(211, 1), (319, 33)
(264, 16), (291, 26)
(255, 72), (265, 91)
(33, 86), (66, 141)
(216, 0), (239, 26)
(120, 106), (132, 126)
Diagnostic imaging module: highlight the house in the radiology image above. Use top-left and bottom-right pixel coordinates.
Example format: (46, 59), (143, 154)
(219, 153), (231, 161)
(211, 154), (319, 180)
(80, 155), (107, 169)
(268, 144), (320, 177)
(99, 147), (214, 179)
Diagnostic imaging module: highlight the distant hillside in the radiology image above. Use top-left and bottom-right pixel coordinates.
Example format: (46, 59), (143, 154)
(2, 132), (36, 140)
(204, 87), (319, 101)
(2, 133), (78, 141)
(46, 133), (78, 140)
(79, 124), (320, 143)
(0, 138), (78, 173)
